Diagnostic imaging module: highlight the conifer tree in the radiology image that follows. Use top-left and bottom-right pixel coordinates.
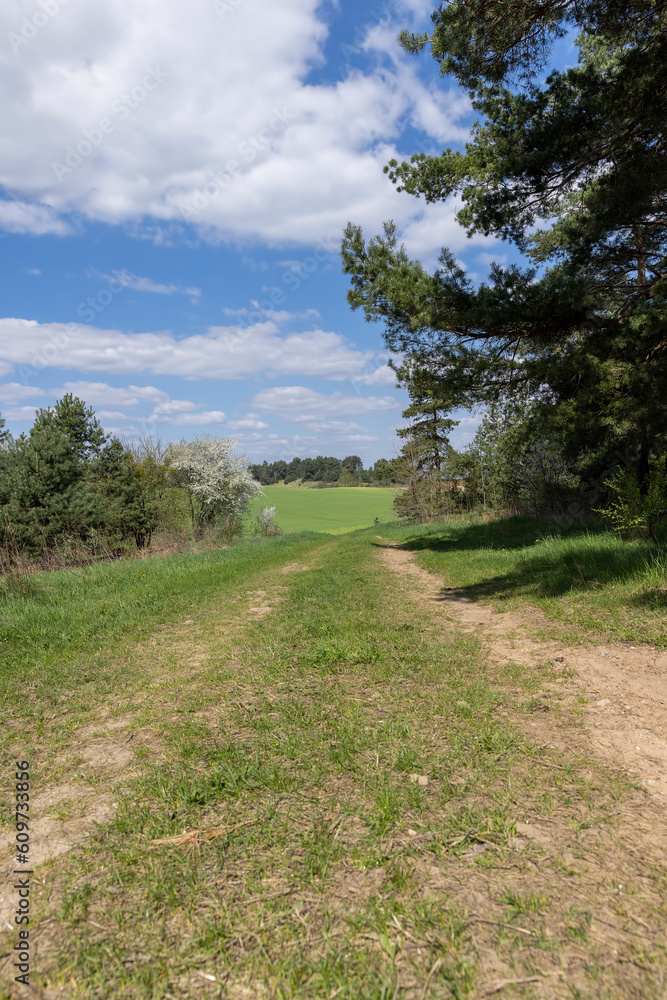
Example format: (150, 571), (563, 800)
(396, 372), (458, 514)
(342, 0), (667, 490)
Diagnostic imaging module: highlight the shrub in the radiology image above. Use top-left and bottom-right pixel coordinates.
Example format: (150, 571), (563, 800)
(596, 467), (667, 536)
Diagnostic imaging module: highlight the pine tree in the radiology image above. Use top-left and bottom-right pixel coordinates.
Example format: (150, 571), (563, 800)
(2, 422), (96, 553)
(342, 1), (667, 489)
(92, 439), (159, 548)
(35, 393), (108, 461)
(396, 372), (458, 514)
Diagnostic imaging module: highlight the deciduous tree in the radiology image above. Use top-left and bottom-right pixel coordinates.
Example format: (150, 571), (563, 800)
(168, 436), (263, 537)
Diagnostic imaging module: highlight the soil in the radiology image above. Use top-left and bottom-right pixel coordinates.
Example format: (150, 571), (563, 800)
(0, 581), (290, 951)
(378, 540), (667, 997)
(378, 541), (667, 804)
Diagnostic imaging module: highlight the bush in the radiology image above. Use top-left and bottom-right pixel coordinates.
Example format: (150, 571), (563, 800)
(596, 467), (667, 536)
(252, 506), (283, 537)
(167, 436), (263, 538)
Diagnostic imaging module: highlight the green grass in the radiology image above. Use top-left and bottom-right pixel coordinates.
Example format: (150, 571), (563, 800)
(2, 519), (667, 997)
(249, 484), (399, 534)
(382, 514), (667, 646)
(0, 532), (326, 712)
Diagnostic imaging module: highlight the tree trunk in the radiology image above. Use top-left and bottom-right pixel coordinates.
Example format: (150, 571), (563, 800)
(433, 410), (443, 516)
(636, 421), (650, 494)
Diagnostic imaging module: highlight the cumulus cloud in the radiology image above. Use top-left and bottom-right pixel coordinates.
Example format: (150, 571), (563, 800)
(52, 381), (170, 407)
(253, 386), (400, 422)
(0, 317), (374, 381)
(158, 410), (226, 427)
(227, 418), (269, 430)
(307, 420), (376, 438)
(3, 404), (42, 422)
(0, 200), (73, 236)
(352, 364), (400, 388)
(0, 382), (47, 403)
(25, 379), (229, 432)
(0, 0), (479, 253)
(97, 409), (132, 421)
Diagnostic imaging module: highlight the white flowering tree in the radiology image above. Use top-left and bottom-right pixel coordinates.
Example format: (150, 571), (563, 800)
(167, 436), (263, 537)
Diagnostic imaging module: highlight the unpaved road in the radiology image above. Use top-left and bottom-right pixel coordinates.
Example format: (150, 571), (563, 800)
(379, 541), (667, 804)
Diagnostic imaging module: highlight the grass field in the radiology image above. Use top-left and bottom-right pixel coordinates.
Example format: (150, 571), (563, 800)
(248, 485), (399, 534)
(1, 516), (666, 998)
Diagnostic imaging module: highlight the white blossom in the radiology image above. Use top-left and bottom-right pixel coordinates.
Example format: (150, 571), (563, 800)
(168, 435), (262, 529)
(254, 505), (282, 536)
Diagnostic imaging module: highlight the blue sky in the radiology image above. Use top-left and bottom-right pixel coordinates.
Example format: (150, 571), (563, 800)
(0, 0), (532, 465)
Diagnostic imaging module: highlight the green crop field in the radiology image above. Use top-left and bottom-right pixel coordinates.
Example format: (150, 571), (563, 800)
(248, 484), (399, 533)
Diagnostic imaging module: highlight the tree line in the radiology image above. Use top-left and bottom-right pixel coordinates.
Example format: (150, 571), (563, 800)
(249, 454), (399, 486)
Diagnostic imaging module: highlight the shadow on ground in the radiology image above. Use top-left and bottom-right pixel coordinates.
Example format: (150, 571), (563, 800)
(374, 515), (667, 604)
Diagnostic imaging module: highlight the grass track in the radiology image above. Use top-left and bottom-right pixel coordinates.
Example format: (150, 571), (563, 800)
(249, 485), (398, 534)
(0, 533), (325, 723)
(1, 523), (666, 997)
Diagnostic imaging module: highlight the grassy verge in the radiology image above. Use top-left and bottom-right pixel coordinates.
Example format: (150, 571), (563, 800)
(4, 528), (665, 998)
(383, 515), (667, 646)
(0, 533), (326, 689)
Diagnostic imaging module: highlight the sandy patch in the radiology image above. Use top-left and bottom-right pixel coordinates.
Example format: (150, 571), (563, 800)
(0, 783), (116, 935)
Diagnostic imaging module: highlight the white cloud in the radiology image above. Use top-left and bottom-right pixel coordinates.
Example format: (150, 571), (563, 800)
(307, 420), (376, 438)
(46, 379), (227, 428)
(52, 380), (170, 407)
(0, 382), (46, 403)
(0, 200), (72, 236)
(95, 270), (201, 298)
(25, 268), (41, 276)
(449, 414), (482, 449)
(97, 409), (132, 421)
(0, 0), (479, 254)
(392, 0), (434, 15)
(222, 305), (320, 323)
(253, 386), (400, 422)
(156, 410), (226, 427)
(0, 318), (373, 381)
(3, 404), (41, 422)
(227, 418), (269, 430)
(151, 399), (199, 416)
(476, 251), (507, 269)
(352, 364), (399, 388)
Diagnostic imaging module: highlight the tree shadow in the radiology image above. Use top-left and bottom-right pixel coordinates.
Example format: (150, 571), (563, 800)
(630, 588), (667, 610)
(390, 516), (665, 601)
(404, 515), (595, 554)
